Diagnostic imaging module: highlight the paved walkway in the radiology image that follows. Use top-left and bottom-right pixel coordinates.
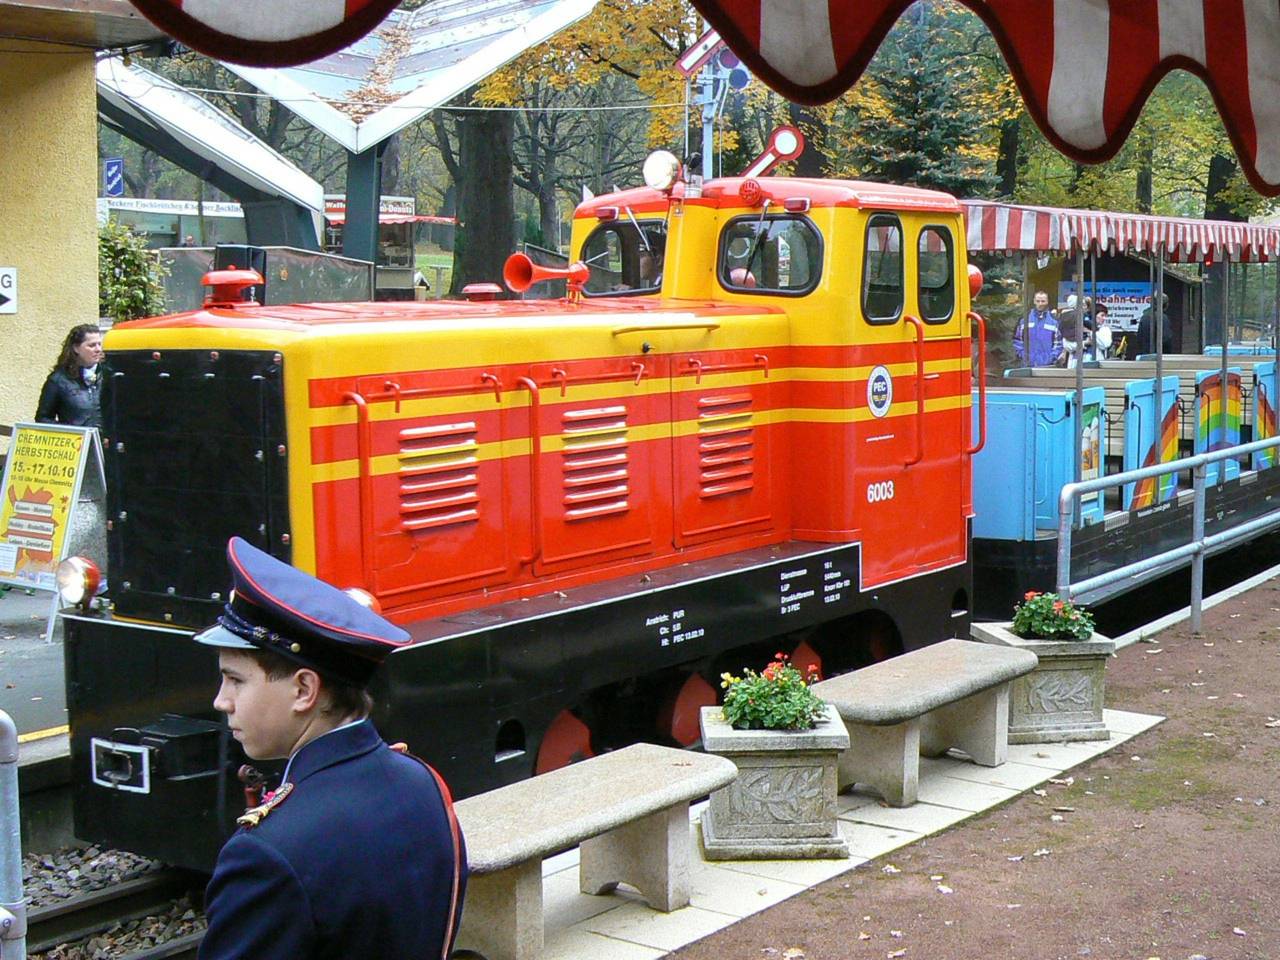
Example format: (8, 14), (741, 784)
(536, 708), (1162, 960)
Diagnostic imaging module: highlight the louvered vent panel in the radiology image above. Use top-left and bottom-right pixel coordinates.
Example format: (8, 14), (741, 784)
(397, 422), (480, 531)
(560, 405), (630, 521)
(696, 393), (755, 498)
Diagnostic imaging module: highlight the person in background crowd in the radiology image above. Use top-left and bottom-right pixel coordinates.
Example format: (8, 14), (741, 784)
(195, 537), (467, 960)
(35, 324), (104, 429)
(1093, 303), (1114, 359)
(1136, 292), (1174, 356)
(1013, 290), (1062, 366)
(182, 235), (197, 247)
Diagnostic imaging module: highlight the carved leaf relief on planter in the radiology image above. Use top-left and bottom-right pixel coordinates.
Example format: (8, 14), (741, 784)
(727, 765), (826, 824)
(1027, 674), (1093, 713)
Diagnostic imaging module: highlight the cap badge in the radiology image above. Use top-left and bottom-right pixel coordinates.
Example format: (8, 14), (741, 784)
(237, 781), (294, 828)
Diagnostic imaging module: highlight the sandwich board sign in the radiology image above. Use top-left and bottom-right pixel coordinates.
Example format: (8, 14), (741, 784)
(0, 423), (105, 640)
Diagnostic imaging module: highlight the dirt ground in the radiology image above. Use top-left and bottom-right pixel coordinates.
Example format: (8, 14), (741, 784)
(671, 579), (1280, 960)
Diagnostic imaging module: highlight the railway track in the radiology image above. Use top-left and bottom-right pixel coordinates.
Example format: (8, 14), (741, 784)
(27, 869), (204, 957)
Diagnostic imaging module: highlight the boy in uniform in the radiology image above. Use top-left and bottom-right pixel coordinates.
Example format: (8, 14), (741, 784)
(195, 537), (467, 960)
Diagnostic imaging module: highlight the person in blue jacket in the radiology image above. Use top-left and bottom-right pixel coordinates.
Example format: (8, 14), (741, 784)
(194, 537), (467, 960)
(1013, 290), (1063, 366)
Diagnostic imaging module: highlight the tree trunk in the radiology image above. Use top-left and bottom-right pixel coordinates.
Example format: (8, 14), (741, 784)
(538, 176), (559, 253)
(994, 118), (1019, 198)
(787, 102), (829, 178)
(381, 134), (401, 196)
(1135, 143), (1153, 213)
(1203, 151), (1242, 347)
(451, 108), (516, 296)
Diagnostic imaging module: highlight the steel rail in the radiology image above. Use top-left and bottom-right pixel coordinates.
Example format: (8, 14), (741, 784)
(26, 870), (199, 955)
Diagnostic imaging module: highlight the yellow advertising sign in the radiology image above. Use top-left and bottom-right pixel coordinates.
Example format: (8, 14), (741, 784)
(0, 423), (97, 591)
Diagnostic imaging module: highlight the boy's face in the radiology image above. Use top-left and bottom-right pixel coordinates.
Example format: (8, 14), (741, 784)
(214, 650), (304, 760)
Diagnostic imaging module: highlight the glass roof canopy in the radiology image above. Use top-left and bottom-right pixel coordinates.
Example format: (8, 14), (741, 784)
(223, 0), (599, 154)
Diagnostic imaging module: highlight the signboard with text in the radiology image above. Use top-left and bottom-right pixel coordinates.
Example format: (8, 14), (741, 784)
(1058, 280), (1152, 331)
(0, 424), (102, 591)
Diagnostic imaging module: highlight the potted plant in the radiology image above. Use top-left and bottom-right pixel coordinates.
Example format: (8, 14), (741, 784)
(972, 591), (1115, 743)
(699, 654), (849, 860)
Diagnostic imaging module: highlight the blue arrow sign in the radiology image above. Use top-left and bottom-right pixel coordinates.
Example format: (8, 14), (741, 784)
(104, 158), (125, 198)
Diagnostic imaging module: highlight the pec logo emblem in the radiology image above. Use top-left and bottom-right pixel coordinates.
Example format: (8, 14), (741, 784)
(867, 366), (893, 418)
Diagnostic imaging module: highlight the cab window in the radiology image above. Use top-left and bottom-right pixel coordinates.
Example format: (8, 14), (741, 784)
(718, 215), (822, 295)
(580, 219), (665, 296)
(863, 214), (903, 323)
(918, 226), (955, 323)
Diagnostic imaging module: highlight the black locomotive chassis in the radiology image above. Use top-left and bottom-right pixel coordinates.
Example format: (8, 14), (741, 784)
(65, 539), (970, 873)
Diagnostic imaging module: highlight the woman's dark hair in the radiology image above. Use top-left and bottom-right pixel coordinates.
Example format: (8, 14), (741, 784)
(54, 324), (102, 379)
(245, 647), (374, 719)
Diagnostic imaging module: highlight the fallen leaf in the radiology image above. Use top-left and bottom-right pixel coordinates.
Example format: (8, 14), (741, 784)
(936, 884), (953, 894)
(760, 950), (778, 956)
(1032, 848), (1051, 857)
(1206, 695), (1220, 700)
(1049, 777), (1074, 786)
(882, 865), (900, 875)
(1229, 613), (1241, 618)
(858, 932), (871, 941)
(1050, 814), (1064, 822)
(1007, 903), (1022, 909)
(1146, 647), (1164, 654)
(1265, 719), (1280, 728)
(888, 951), (906, 959)
(1053, 806), (1076, 813)
(782, 948), (806, 959)
(1233, 927), (1247, 937)
(1203, 642), (1215, 647)
(1134, 822), (1146, 829)
(929, 874), (943, 881)
(1007, 855), (1023, 862)
(890, 931), (903, 939)
(1032, 788), (1048, 797)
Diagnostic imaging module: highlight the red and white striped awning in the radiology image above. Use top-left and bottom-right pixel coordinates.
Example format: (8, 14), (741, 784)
(964, 200), (1280, 263)
(690, 0), (1280, 196)
(126, 0), (400, 66)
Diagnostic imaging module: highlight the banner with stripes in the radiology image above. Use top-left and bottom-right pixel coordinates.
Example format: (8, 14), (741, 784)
(126, 0), (400, 66)
(689, 0), (1280, 196)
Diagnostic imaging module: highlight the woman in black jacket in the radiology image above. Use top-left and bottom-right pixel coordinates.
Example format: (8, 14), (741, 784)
(36, 324), (105, 429)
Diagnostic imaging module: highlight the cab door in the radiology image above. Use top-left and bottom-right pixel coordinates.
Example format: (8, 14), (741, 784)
(853, 214), (967, 588)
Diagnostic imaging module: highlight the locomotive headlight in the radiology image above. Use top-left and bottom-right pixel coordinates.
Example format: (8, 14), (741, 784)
(643, 150), (681, 191)
(57, 556), (102, 608)
(344, 587), (383, 615)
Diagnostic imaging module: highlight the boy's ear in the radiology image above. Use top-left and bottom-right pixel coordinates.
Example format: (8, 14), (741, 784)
(292, 668), (324, 713)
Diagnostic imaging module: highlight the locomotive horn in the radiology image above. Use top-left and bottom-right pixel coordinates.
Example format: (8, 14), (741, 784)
(503, 253), (591, 295)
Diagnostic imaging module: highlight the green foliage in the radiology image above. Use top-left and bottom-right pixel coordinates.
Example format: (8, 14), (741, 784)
(98, 220), (168, 323)
(1012, 591), (1096, 642)
(828, 4), (996, 197)
(720, 654), (826, 731)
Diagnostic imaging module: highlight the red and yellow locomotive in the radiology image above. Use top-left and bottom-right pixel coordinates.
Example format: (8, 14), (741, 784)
(67, 157), (985, 869)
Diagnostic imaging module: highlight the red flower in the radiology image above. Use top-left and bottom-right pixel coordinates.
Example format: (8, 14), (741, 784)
(763, 664), (780, 681)
(1053, 600), (1065, 613)
(1024, 590), (1039, 601)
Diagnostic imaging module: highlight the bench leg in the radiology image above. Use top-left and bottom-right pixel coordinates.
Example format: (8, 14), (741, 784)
(453, 860), (542, 960)
(922, 685), (1010, 767)
(838, 719), (920, 807)
(579, 803), (690, 912)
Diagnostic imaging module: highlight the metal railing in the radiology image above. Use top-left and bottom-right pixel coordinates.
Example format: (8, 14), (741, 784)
(1056, 434), (1280, 633)
(1, 710), (25, 960)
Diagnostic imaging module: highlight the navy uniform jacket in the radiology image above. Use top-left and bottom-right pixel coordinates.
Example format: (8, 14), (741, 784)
(199, 720), (467, 960)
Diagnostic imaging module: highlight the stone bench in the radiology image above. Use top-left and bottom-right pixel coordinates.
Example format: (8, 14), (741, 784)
(452, 742), (738, 960)
(811, 639), (1039, 807)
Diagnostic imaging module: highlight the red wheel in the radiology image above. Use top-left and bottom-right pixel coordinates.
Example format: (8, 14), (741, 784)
(790, 640), (823, 680)
(656, 673), (718, 746)
(534, 710), (595, 774)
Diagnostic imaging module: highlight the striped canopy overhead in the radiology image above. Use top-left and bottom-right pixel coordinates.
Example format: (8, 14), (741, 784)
(688, 0), (1280, 196)
(964, 200), (1280, 263)
(126, 0), (400, 65)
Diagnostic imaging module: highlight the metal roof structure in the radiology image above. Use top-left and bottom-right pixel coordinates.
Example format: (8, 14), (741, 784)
(221, 0), (600, 154)
(97, 56), (326, 244)
(0, 0), (166, 49)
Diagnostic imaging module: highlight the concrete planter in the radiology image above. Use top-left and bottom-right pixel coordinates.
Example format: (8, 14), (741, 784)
(971, 621), (1115, 743)
(698, 705), (849, 860)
